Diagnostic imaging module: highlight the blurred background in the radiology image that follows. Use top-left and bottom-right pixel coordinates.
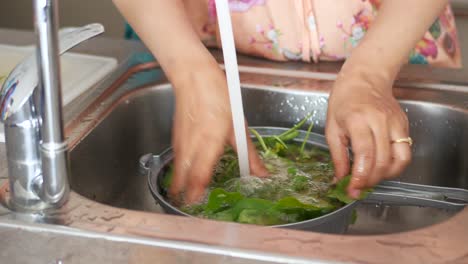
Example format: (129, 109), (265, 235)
(0, 1), (126, 38)
(0, 0), (467, 39)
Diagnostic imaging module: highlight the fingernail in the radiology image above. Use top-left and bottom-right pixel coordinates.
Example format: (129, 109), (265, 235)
(349, 189), (361, 199)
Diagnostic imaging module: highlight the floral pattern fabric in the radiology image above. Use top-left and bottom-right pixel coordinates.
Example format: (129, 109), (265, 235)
(183, 0), (461, 68)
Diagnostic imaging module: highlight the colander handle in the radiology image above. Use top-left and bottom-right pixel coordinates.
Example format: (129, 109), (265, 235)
(139, 148), (174, 175)
(363, 181), (468, 210)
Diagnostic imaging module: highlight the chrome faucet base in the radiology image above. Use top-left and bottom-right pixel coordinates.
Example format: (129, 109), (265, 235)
(3, 93), (45, 211)
(0, 0), (104, 212)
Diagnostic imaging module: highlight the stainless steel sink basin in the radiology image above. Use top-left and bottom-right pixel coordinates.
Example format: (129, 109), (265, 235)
(69, 68), (468, 235)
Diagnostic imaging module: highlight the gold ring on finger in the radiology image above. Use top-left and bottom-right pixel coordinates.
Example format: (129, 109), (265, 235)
(391, 137), (413, 147)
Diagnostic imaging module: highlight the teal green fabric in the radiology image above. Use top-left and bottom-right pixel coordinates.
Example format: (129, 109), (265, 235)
(124, 23), (140, 41)
(124, 23), (156, 64)
(128, 52), (156, 66)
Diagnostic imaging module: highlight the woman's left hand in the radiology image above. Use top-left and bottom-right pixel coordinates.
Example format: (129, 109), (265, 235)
(325, 63), (412, 198)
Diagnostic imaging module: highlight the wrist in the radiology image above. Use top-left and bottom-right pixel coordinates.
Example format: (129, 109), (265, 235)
(343, 32), (406, 82)
(169, 60), (229, 101)
(166, 54), (223, 93)
(331, 60), (395, 100)
(337, 50), (396, 94)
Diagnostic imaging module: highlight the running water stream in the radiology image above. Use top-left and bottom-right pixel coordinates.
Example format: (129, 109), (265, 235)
(215, 0), (250, 177)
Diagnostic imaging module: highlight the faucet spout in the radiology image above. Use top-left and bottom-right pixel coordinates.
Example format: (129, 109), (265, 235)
(34, 0), (70, 206)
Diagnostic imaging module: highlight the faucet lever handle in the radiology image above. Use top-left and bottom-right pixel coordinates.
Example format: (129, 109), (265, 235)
(0, 23), (104, 122)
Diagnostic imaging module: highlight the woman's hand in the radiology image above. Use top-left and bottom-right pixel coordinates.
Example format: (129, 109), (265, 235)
(113, 0), (270, 204)
(170, 65), (268, 204)
(323, 0), (448, 198)
(325, 63), (411, 198)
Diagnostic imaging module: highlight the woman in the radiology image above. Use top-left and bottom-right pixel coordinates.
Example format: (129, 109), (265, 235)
(113, 0), (461, 203)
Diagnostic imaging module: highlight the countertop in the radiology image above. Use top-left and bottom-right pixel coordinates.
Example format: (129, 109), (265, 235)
(0, 17), (468, 264)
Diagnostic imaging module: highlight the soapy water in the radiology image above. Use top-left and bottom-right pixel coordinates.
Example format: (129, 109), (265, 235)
(215, 0), (250, 177)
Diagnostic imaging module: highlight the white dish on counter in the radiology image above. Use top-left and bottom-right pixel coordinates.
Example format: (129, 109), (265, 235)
(0, 44), (118, 142)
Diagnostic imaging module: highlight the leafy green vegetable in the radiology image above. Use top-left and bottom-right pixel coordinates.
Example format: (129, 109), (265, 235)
(162, 164), (173, 190)
(277, 114), (311, 142)
(327, 175), (372, 204)
(205, 188), (243, 214)
(287, 167), (297, 176)
(327, 175), (354, 204)
(300, 121), (314, 157)
(166, 114), (370, 226)
(182, 203), (205, 216)
(291, 175), (309, 192)
(273, 136), (288, 150)
(250, 128), (268, 153)
(230, 197), (275, 218)
(196, 189), (333, 225)
(211, 208), (237, 221)
(279, 130), (299, 142)
(274, 196), (328, 221)
(237, 209), (286, 225)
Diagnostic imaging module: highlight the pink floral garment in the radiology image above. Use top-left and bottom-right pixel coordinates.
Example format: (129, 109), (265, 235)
(182, 0), (461, 68)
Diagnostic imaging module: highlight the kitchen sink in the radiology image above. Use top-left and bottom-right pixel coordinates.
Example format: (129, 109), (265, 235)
(68, 69), (468, 235)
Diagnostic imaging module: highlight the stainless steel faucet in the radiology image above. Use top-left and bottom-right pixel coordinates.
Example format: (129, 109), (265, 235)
(0, 0), (104, 211)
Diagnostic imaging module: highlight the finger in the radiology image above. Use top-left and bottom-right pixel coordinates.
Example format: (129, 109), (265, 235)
(367, 116), (391, 187)
(246, 135), (269, 177)
(325, 121), (350, 180)
(388, 142), (411, 178)
(388, 119), (412, 178)
(185, 134), (226, 204)
(229, 127), (269, 177)
(169, 121), (196, 200)
(347, 123), (375, 198)
(170, 151), (190, 200)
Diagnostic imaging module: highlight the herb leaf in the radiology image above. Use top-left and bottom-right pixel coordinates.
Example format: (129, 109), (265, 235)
(327, 175), (372, 204)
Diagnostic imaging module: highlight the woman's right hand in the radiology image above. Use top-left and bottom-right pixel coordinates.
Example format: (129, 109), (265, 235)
(169, 64), (269, 204)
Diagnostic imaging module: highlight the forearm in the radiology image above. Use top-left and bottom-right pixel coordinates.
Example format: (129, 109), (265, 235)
(344, 0), (448, 83)
(113, 0), (218, 87)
